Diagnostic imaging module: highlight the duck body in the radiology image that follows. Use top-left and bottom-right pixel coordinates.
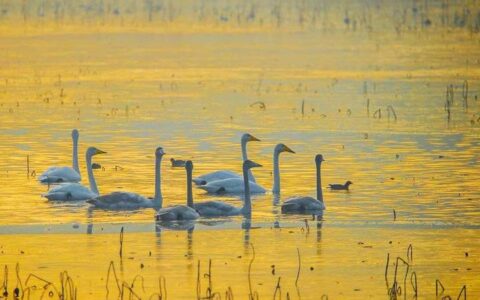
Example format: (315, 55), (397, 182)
(155, 205), (200, 221)
(329, 181), (353, 190)
(194, 200), (242, 217)
(43, 183), (96, 201)
(170, 158), (186, 168)
(281, 196), (325, 213)
(197, 178), (266, 194)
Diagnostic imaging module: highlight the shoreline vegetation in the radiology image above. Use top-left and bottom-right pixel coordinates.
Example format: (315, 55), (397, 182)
(0, 0), (479, 35)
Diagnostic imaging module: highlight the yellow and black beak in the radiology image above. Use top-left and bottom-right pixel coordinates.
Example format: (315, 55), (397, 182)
(283, 145), (295, 154)
(249, 135), (261, 142)
(96, 149), (107, 155)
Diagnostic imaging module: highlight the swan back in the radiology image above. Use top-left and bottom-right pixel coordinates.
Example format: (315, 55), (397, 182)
(197, 178), (266, 194)
(155, 205), (199, 221)
(87, 192), (151, 210)
(281, 196), (325, 213)
(194, 201), (241, 217)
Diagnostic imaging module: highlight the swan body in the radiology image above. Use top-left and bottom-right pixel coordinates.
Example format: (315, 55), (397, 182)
(87, 147), (165, 210)
(39, 167), (81, 184)
(155, 205), (199, 221)
(87, 192), (152, 209)
(39, 129), (81, 184)
(193, 160), (261, 217)
(42, 147), (106, 201)
(197, 178), (266, 194)
(155, 160), (199, 221)
(43, 183), (97, 201)
(193, 133), (259, 185)
(281, 154), (326, 214)
(192, 170), (241, 185)
(194, 200), (241, 217)
(281, 196), (325, 213)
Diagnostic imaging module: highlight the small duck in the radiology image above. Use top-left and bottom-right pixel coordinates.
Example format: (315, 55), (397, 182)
(328, 181), (353, 190)
(170, 158), (186, 168)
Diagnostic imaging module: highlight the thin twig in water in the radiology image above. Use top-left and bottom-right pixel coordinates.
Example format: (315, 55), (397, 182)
(436, 279), (445, 296)
(248, 244), (255, 300)
(457, 285), (466, 300)
(295, 248), (301, 287)
(119, 227), (124, 259)
(273, 277), (282, 300)
(249, 101), (266, 110)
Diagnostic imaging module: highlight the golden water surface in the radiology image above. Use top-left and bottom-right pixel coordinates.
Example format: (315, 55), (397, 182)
(0, 0), (479, 299)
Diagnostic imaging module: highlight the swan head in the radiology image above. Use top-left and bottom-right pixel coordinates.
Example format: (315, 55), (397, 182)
(315, 154), (325, 164)
(275, 143), (295, 154)
(155, 147), (165, 157)
(185, 160), (193, 170)
(87, 147), (106, 157)
(345, 180), (353, 186)
(71, 129), (79, 140)
(242, 133), (260, 143)
(243, 160), (262, 170)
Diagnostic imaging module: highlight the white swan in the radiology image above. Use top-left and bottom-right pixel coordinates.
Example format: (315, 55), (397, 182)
(271, 143), (295, 194)
(197, 143), (293, 195)
(281, 154), (326, 214)
(38, 129), (81, 184)
(196, 175), (265, 194)
(192, 133), (260, 185)
(87, 147), (165, 210)
(192, 160), (261, 217)
(42, 147), (106, 201)
(155, 160), (200, 221)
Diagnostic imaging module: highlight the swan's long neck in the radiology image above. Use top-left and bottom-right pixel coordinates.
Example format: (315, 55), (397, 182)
(242, 165), (252, 216)
(272, 149), (281, 194)
(154, 155), (163, 208)
(72, 136), (80, 175)
(316, 160), (323, 201)
(86, 152), (99, 195)
(186, 166), (193, 208)
(241, 139), (256, 183)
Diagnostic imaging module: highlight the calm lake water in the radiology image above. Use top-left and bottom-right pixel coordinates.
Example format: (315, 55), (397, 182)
(0, 1), (479, 298)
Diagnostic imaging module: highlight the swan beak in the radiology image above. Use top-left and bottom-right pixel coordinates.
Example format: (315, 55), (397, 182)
(284, 145), (295, 154)
(252, 162), (262, 168)
(96, 149), (107, 155)
(249, 135), (261, 142)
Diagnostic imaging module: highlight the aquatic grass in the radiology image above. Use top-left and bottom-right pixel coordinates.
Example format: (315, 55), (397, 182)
(387, 105), (397, 122)
(385, 245), (467, 300)
(119, 226), (124, 259)
(462, 80), (469, 112)
(0, 263), (78, 300)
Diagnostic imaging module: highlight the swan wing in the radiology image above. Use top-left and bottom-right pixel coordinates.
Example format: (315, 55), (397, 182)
(39, 167), (81, 184)
(194, 201), (241, 217)
(282, 196), (325, 213)
(155, 205), (199, 221)
(42, 183), (96, 201)
(193, 170), (241, 185)
(87, 192), (150, 209)
(197, 179), (266, 194)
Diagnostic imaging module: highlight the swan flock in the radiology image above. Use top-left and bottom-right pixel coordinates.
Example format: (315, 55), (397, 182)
(40, 130), (333, 220)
